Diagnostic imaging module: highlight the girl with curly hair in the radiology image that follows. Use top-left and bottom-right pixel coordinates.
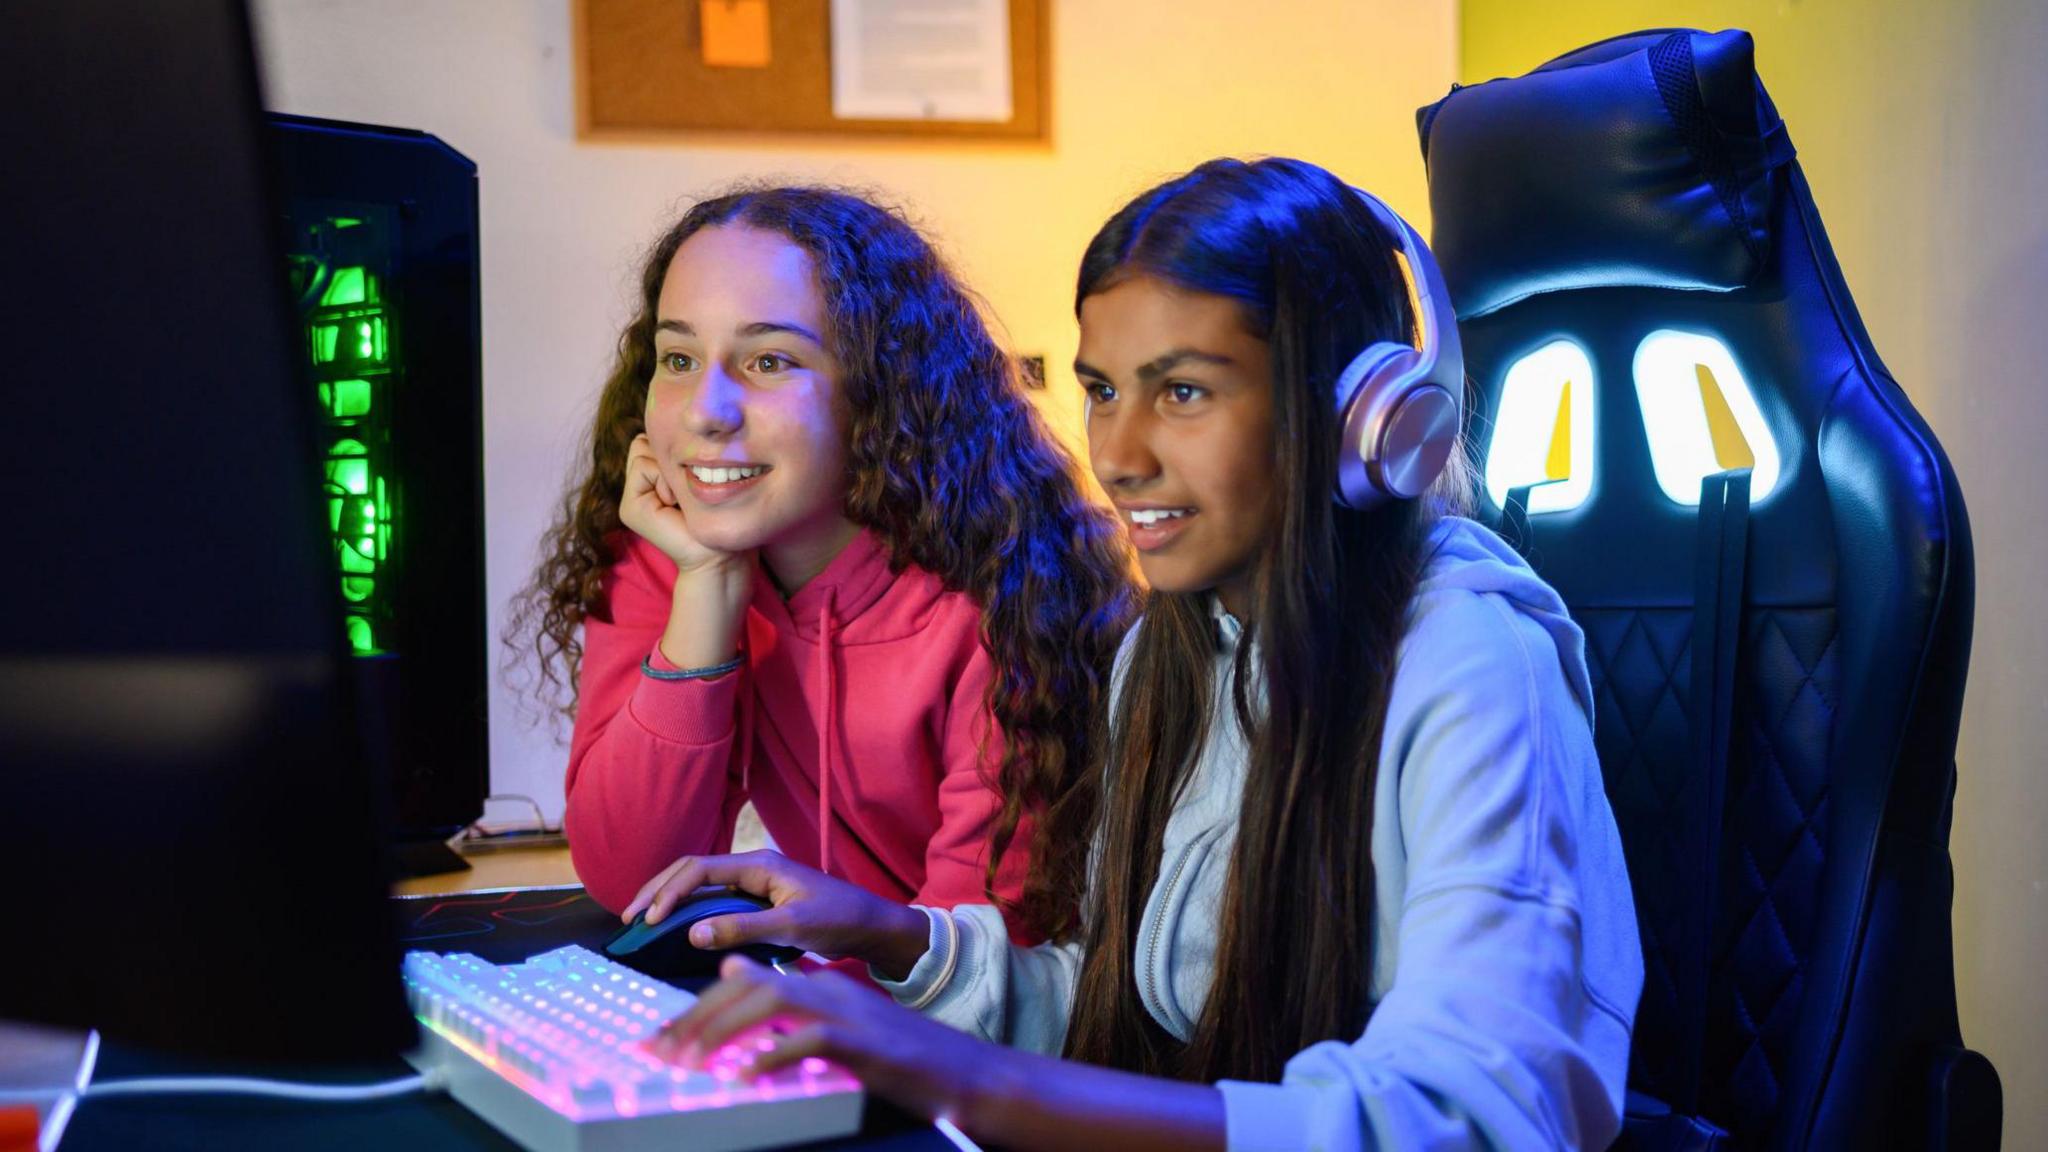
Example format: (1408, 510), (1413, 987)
(512, 186), (1136, 936)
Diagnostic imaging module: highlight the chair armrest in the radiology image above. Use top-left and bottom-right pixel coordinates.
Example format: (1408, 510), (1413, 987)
(1927, 1044), (2001, 1151)
(1616, 1089), (1729, 1152)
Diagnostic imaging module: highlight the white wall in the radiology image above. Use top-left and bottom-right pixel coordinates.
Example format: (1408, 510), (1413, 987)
(251, 0), (1460, 819)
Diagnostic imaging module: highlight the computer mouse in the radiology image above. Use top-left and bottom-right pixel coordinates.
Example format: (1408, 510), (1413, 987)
(604, 889), (804, 983)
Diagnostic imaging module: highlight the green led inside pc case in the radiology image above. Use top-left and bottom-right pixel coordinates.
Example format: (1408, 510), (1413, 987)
(290, 209), (398, 656)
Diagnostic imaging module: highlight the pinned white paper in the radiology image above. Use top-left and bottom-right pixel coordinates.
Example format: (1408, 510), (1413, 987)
(830, 0), (1012, 122)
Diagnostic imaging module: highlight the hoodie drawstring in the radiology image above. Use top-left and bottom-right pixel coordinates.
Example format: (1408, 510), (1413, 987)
(815, 588), (838, 879)
(737, 642), (756, 795)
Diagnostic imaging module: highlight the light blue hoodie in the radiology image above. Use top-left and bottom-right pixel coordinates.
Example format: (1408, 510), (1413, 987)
(878, 516), (1642, 1150)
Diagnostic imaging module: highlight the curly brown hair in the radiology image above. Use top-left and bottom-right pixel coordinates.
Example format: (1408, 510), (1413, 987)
(507, 185), (1138, 938)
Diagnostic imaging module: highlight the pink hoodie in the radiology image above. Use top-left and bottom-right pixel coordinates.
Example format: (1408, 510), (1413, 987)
(564, 528), (1034, 939)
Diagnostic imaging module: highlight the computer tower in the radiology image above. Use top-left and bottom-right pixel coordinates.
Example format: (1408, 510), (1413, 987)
(269, 114), (488, 871)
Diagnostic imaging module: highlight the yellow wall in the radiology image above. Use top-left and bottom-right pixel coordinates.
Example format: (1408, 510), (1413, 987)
(251, 0), (1457, 817)
(1461, 4), (2048, 1146)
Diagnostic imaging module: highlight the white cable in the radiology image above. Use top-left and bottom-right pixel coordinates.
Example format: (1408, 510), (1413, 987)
(933, 1116), (985, 1152)
(34, 1028), (96, 1152)
(84, 1071), (438, 1102)
(3, 1030), (436, 1151)
(39, 1094), (76, 1152)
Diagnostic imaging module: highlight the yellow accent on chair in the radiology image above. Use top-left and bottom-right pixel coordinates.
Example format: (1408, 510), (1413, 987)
(1697, 363), (1756, 471)
(1545, 381), (1574, 481)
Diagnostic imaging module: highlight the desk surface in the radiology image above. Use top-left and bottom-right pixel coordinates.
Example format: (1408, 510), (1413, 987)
(392, 844), (579, 897)
(59, 845), (947, 1151)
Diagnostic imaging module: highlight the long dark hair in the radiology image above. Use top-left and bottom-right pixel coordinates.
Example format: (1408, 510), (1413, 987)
(1056, 158), (1473, 1082)
(506, 186), (1138, 936)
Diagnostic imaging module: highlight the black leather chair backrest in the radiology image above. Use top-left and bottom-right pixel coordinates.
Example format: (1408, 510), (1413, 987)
(1419, 29), (1996, 1150)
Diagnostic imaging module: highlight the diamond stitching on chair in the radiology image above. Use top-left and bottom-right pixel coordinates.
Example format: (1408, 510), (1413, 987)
(1579, 602), (1839, 1142)
(1580, 606), (1696, 1101)
(1703, 607), (1840, 1141)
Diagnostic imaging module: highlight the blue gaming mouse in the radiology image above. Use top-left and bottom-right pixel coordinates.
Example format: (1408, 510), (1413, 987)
(604, 889), (804, 983)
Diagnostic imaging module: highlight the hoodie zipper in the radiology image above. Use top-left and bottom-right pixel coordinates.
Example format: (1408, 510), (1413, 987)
(1141, 835), (1201, 1032)
(1139, 597), (1245, 1034)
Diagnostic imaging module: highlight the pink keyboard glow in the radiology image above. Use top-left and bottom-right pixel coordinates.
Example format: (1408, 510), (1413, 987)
(403, 945), (859, 1121)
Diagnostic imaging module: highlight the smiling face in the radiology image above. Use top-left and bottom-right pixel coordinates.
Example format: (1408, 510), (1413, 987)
(643, 223), (857, 587)
(1076, 274), (1276, 616)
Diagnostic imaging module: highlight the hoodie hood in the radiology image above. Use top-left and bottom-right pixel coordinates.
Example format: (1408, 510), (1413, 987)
(1206, 515), (1595, 733)
(1413, 515), (1596, 727)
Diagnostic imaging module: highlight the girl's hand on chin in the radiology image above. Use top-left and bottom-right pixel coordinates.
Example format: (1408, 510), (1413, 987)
(650, 955), (1003, 1129)
(620, 432), (750, 575)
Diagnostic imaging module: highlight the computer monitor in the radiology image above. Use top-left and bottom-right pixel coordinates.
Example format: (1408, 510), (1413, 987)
(0, 0), (413, 1060)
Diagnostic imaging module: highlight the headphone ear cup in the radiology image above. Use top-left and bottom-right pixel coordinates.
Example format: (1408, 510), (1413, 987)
(1335, 342), (1416, 421)
(1374, 383), (1460, 500)
(1339, 186), (1466, 509)
(1335, 342), (1421, 509)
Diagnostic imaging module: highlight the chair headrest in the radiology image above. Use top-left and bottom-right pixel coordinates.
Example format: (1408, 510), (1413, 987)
(1417, 29), (1795, 319)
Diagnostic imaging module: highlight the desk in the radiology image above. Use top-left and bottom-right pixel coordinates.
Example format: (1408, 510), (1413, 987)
(393, 844), (579, 897)
(59, 844), (948, 1152)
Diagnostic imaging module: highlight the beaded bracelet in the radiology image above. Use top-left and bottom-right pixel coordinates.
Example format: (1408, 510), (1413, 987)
(639, 654), (743, 682)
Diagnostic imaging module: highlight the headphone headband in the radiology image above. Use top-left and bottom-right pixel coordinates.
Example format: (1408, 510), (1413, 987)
(1350, 189), (1463, 396)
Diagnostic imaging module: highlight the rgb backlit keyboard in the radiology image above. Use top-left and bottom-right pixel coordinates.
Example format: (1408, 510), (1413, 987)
(402, 945), (862, 1152)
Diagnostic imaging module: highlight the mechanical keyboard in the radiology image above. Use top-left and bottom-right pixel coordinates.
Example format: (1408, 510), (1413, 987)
(402, 945), (863, 1152)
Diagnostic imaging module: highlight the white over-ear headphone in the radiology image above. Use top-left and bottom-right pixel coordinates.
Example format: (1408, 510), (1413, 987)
(1333, 189), (1465, 510)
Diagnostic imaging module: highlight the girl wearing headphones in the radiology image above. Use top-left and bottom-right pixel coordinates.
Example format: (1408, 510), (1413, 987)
(634, 160), (1642, 1151)
(512, 186), (1136, 935)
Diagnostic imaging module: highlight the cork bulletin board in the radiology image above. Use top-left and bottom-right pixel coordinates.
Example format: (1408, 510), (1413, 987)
(575, 0), (1049, 142)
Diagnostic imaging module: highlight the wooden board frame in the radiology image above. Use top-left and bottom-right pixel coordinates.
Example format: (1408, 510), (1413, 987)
(575, 0), (1049, 142)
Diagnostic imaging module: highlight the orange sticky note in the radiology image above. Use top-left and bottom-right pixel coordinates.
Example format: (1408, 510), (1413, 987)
(701, 0), (772, 69)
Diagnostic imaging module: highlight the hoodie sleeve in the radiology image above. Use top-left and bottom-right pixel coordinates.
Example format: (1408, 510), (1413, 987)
(872, 624), (1144, 1047)
(874, 903), (1085, 1055)
(911, 642), (1040, 942)
(1215, 590), (1639, 1152)
(563, 537), (750, 914)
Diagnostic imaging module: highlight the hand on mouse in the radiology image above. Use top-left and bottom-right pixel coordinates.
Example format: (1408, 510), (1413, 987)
(621, 849), (932, 980)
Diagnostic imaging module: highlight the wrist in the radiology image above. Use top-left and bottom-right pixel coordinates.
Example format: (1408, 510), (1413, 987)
(659, 563), (751, 668)
(673, 554), (754, 604)
(869, 901), (936, 983)
(950, 1044), (1031, 1140)
(655, 629), (740, 673)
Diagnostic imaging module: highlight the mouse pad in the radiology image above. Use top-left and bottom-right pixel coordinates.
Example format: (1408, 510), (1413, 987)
(392, 886), (624, 965)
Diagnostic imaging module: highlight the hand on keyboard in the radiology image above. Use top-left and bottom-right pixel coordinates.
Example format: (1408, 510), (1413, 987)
(403, 945), (860, 1124)
(650, 954), (995, 1127)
